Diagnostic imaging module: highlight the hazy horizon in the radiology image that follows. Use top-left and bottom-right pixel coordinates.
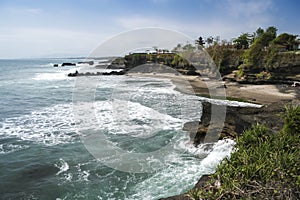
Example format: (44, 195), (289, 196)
(1, 0), (299, 59)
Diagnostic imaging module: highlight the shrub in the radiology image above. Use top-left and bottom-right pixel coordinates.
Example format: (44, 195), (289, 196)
(189, 105), (300, 199)
(237, 65), (244, 77)
(282, 105), (300, 134)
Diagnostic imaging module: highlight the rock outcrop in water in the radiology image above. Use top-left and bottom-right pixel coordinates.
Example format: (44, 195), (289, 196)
(67, 70), (125, 77)
(77, 61), (94, 65)
(61, 62), (76, 66)
(183, 100), (290, 147)
(183, 101), (256, 146)
(162, 99), (295, 200)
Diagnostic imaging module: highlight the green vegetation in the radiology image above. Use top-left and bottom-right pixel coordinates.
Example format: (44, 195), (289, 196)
(189, 105), (300, 200)
(204, 26), (299, 77)
(238, 27), (300, 78)
(123, 52), (197, 75)
(282, 105), (300, 134)
(121, 26), (299, 80)
(238, 27), (277, 68)
(237, 65), (244, 77)
(255, 71), (271, 79)
(206, 42), (244, 74)
(233, 33), (252, 49)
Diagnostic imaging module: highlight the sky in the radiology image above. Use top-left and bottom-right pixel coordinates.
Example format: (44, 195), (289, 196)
(0, 0), (299, 58)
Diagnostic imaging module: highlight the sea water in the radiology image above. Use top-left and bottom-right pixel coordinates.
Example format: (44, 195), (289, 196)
(0, 58), (258, 199)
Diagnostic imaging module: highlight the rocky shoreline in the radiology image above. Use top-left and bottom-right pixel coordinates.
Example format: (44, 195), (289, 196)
(122, 69), (299, 199)
(55, 54), (299, 199)
(183, 99), (295, 146)
(160, 89), (299, 199)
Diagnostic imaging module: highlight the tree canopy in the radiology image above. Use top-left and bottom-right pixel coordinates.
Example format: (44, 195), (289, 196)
(233, 33), (251, 49)
(195, 36), (205, 48)
(272, 33), (299, 51)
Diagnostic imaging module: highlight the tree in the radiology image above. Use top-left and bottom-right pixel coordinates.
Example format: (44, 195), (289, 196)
(182, 43), (196, 51)
(259, 32), (275, 48)
(272, 33), (299, 51)
(172, 44), (182, 53)
(251, 26), (278, 49)
(243, 34), (270, 67)
(233, 33), (251, 49)
(243, 26), (278, 67)
(206, 36), (214, 47)
(249, 26), (277, 47)
(251, 27), (265, 44)
(256, 27), (264, 37)
(214, 36), (220, 45)
(266, 26), (278, 39)
(195, 36), (205, 48)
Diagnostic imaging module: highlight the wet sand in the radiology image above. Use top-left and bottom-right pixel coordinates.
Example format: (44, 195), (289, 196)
(127, 73), (299, 105)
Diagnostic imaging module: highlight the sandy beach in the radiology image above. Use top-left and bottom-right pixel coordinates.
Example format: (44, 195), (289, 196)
(127, 73), (299, 105)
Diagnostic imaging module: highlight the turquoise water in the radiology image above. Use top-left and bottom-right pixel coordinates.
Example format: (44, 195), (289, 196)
(0, 59), (237, 199)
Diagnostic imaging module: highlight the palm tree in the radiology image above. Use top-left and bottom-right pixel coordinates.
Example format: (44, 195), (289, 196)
(195, 36), (205, 49)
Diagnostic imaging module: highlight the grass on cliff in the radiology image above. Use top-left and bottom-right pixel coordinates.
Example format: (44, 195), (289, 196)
(189, 104), (300, 200)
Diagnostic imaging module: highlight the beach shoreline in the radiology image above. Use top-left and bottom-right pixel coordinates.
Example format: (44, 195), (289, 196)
(128, 72), (300, 200)
(127, 72), (299, 105)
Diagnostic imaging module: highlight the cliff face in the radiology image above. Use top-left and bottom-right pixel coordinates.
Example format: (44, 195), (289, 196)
(161, 99), (297, 200)
(121, 53), (201, 75)
(223, 52), (300, 84)
(182, 100), (289, 147)
(109, 51), (300, 84)
(230, 66), (300, 84)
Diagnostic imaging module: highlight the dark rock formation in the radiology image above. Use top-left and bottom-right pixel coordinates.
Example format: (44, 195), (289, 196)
(67, 70), (78, 77)
(107, 64), (126, 69)
(67, 70), (125, 77)
(183, 100), (289, 147)
(223, 64), (300, 85)
(78, 61), (94, 65)
(53, 64), (59, 67)
(107, 57), (126, 69)
(102, 70), (125, 75)
(62, 62), (76, 66)
(164, 99), (293, 200)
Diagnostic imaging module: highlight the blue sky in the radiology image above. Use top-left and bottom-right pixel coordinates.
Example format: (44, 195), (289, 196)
(0, 0), (299, 58)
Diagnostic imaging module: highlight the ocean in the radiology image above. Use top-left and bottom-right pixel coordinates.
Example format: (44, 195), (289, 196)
(0, 58), (251, 199)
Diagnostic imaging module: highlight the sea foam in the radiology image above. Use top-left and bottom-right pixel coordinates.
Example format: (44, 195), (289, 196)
(128, 139), (235, 200)
(0, 104), (77, 146)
